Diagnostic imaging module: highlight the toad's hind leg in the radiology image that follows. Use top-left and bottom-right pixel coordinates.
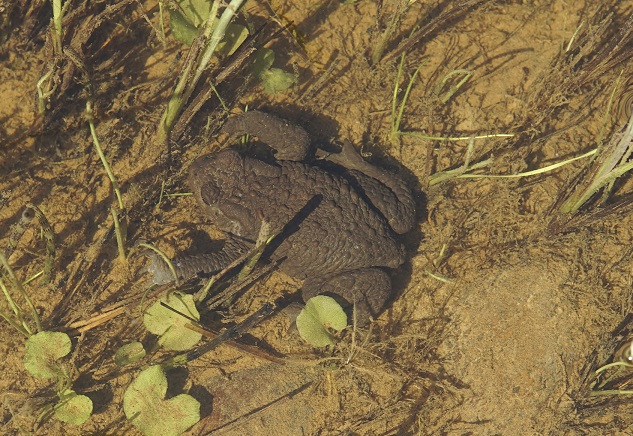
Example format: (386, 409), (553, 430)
(301, 268), (393, 326)
(222, 111), (311, 161)
(326, 141), (416, 234)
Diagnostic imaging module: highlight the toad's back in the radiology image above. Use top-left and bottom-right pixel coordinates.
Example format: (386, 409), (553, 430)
(189, 150), (407, 279)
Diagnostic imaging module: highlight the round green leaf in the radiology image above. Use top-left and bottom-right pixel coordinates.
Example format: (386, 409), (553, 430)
(24, 331), (72, 379)
(114, 342), (146, 366)
(261, 68), (296, 95)
(143, 292), (202, 351)
(55, 390), (93, 425)
(124, 365), (200, 436)
(296, 296), (348, 347)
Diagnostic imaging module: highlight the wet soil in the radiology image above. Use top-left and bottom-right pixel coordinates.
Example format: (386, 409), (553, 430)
(2, 0), (633, 434)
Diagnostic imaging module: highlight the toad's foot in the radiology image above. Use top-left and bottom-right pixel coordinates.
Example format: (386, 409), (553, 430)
(301, 268), (392, 326)
(146, 238), (248, 285)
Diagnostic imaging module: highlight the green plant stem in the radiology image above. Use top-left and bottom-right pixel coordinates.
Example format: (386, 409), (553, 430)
(23, 271), (44, 286)
(86, 100), (124, 210)
(111, 206), (127, 260)
(36, 67), (55, 114)
(435, 69), (472, 104)
(391, 54), (406, 137)
(424, 270), (454, 283)
(391, 54), (425, 144)
(156, 181), (167, 209)
(0, 278), (31, 337)
(196, 0), (240, 83)
(158, 1), (166, 42)
(591, 389), (633, 396)
(429, 148), (597, 186)
(558, 75), (633, 214)
(25, 203), (56, 283)
(401, 132), (514, 141)
(0, 274), (23, 319)
(0, 252), (41, 333)
(457, 149), (598, 179)
(0, 309), (30, 337)
(595, 361), (633, 374)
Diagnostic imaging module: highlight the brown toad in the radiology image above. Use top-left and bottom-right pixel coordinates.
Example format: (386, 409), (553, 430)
(154, 111), (416, 324)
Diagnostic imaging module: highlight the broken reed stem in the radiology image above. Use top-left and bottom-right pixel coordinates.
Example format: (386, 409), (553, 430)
(184, 322), (286, 364)
(204, 262), (277, 310)
(198, 220), (279, 306)
(159, 0), (246, 143)
(67, 306), (126, 334)
(236, 220), (271, 281)
(161, 301), (276, 368)
(371, 0), (410, 65)
(51, 0), (63, 55)
(194, 219), (272, 303)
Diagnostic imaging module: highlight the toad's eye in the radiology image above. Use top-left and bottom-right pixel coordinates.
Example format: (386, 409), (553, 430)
(200, 182), (220, 206)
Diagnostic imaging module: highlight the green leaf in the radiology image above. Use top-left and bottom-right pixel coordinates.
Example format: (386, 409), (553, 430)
(114, 342), (146, 366)
(261, 68), (296, 94)
(143, 292), (202, 351)
(54, 389), (93, 425)
(217, 23), (248, 57)
(249, 49), (275, 78)
(23, 331), (71, 379)
(296, 296), (348, 347)
(124, 365), (200, 436)
(179, 0), (213, 28)
(170, 0), (246, 47)
(248, 49), (295, 94)
(168, 7), (200, 46)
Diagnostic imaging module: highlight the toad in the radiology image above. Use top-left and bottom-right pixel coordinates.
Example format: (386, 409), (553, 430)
(151, 111), (416, 324)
